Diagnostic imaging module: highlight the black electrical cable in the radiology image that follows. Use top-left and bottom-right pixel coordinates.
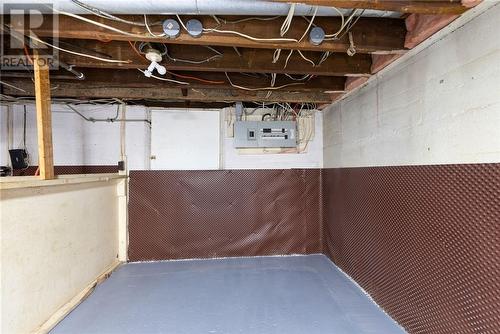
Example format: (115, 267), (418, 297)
(23, 105), (27, 149)
(262, 113), (272, 121)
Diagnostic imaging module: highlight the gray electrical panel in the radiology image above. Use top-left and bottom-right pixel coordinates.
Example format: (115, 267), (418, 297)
(234, 121), (297, 148)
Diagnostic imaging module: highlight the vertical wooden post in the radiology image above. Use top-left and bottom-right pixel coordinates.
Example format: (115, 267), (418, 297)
(33, 51), (54, 179)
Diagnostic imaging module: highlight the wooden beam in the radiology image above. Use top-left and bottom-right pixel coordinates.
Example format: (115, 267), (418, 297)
(40, 69), (345, 92)
(2, 69), (346, 96)
(51, 41), (372, 76)
(33, 51), (54, 180)
(25, 15), (407, 53)
(3, 80), (333, 103)
(137, 101), (234, 109)
(271, 0), (468, 15)
(2, 38), (371, 76)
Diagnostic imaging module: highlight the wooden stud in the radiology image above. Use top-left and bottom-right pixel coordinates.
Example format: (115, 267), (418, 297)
(33, 51), (54, 180)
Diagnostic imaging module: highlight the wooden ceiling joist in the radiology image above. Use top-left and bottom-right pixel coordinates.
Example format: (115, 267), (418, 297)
(20, 14), (407, 53)
(271, 0), (469, 15)
(43, 41), (372, 76)
(3, 79), (334, 103)
(0, 69), (346, 93)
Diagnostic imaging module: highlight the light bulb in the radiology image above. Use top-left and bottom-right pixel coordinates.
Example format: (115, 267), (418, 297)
(156, 64), (167, 75)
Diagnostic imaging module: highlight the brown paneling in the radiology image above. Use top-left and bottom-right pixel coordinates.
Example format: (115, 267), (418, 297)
(322, 164), (500, 334)
(128, 170), (322, 261)
(12, 165), (118, 176)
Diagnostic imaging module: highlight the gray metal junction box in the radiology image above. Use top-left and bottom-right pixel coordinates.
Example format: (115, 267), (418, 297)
(234, 121), (297, 148)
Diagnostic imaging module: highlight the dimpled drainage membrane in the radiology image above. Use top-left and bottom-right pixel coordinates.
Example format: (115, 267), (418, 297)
(50, 255), (405, 334)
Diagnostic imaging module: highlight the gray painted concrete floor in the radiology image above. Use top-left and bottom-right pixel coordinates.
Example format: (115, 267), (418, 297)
(51, 255), (405, 334)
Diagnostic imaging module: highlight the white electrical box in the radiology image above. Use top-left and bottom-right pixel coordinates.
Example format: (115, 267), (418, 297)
(234, 121), (297, 148)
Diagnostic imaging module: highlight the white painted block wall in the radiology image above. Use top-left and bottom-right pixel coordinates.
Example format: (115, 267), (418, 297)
(323, 4), (500, 168)
(0, 104), (150, 170)
(1, 106), (323, 170)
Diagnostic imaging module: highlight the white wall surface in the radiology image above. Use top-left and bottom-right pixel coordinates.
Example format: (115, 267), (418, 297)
(323, 3), (500, 167)
(0, 178), (122, 334)
(1, 105), (322, 171)
(0, 104), (150, 170)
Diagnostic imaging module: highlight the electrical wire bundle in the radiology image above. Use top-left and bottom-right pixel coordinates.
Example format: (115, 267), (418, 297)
(60, 1), (361, 47)
(2, 0), (367, 101)
(230, 102), (317, 154)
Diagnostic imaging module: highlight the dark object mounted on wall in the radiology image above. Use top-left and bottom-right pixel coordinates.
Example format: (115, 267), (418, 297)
(118, 160), (125, 171)
(0, 166), (12, 177)
(9, 149), (29, 169)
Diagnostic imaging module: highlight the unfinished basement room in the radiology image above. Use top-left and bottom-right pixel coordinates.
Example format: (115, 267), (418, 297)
(1, 0), (499, 333)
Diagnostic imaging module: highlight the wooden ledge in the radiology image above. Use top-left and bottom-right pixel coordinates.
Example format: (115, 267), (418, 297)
(0, 173), (126, 190)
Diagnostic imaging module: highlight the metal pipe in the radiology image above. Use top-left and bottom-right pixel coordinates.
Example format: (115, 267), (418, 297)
(1, 0), (399, 17)
(66, 104), (151, 124)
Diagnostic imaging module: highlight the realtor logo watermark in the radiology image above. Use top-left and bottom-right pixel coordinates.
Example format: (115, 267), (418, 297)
(1, 2), (59, 70)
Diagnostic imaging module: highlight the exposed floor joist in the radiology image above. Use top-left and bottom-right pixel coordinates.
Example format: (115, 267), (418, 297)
(272, 0), (469, 14)
(19, 15), (407, 53)
(50, 41), (372, 76)
(1, 4), (475, 106)
(3, 81), (333, 103)
(1, 70), (346, 93)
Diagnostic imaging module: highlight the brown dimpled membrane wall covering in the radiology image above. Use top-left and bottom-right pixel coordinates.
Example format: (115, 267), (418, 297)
(128, 169), (322, 261)
(322, 164), (500, 334)
(128, 164), (500, 333)
(12, 165), (119, 176)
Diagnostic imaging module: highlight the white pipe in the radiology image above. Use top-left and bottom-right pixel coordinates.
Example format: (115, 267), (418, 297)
(0, 0), (400, 17)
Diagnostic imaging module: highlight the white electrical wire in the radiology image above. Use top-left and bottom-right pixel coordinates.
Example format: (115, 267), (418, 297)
(217, 16), (282, 24)
(298, 6), (318, 42)
(284, 49), (294, 69)
(175, 14), (299, 43)
(203, 27), (299, 43)
(272, 49), (282, 64)
(284, 74), (311, 81)
(55, 7), (333, 46)
(56, 4), (359, 49)
(224, 72), (303, 91)
(136, 69), (189, 85)
(318, 51), (331, 65)
(280, 3), (296, 37)
(0, 80), (26, 92)
(324, 9), (359, 39)
(70, 0), (147, 26)
(297, 50), (316, 67)
(164, 45), (222, 64)
(26, 34), (130, 63)
(324, 6), (346, 38)
(53, 8), (147, 38)
(144, 14), (165, 37)
(3, 23), (128, 63)
(265, 73), (277, 98)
